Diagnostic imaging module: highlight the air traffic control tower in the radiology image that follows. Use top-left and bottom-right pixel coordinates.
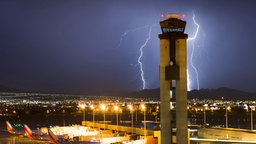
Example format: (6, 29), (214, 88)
(159, 14), (188, 144)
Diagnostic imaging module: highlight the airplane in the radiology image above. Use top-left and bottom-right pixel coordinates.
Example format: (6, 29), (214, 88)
(6, 121), (24, 135)
(24, 124), (51, 142)
(24, 124), (70, 143)
(47, 128), (60, 144)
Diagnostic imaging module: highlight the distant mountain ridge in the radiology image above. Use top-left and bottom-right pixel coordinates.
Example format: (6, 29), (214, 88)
(1, 84), (256, 100)
(0, 84), (18, 92)
(128, 88), (160, 99)
(128, 87), (256, 100)
(188, 87), (256, 100)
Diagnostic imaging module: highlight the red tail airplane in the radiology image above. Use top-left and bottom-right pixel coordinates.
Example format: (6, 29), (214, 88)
(24, 124), (51, 142)
(6, 121), (24, 135)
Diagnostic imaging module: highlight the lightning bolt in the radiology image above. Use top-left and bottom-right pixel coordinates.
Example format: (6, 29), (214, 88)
(187, 11), (200, 91)
(116, 25), (155, 90)
(137, 25), (154, 90)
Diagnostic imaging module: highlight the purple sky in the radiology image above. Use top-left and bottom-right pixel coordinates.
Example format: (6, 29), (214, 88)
(0, 0), (256, 94)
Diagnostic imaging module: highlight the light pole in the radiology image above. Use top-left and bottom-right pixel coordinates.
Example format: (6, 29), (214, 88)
(141, 104), (146, 142)
(204, 108), (206, 124)
(203, 104), (208, 124)
(101, 104), (106, 130)
(128, 104), (134, 134)
(90, 105), (95, 129)
(226, 106), (231, 128)
(114, 105), (119, 134)
(135, 107), (138, 122)
(251, 108), (253, 130)
(80, 104), (86, 125)
(249, 106), (255, 130)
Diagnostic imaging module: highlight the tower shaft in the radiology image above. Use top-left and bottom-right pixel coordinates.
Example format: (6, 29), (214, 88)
(175, 39), (188, 144)
(159, 14), (188, 144)
(159, 39), (172, 144)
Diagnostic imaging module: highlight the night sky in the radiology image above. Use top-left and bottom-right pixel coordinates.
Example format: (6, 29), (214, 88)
(1, 0), (256, 94)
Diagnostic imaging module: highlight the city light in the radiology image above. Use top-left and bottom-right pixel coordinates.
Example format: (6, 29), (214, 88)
(2, 92), (256, 143)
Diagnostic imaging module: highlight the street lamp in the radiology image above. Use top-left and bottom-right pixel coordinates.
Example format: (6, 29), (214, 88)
(141, 104), (146, 142)
(80, 104), (86, 125)
(114, 105), (119, 134)
(203, 104), (209, 124)
(128, 104), (134, 134)
(90, 105), (95, 129)
(247, 105), (255, 130)
(100, 104), (106, 130)
(136, 107), (138, 123)
(251, 106), (255, 130)
(226, 106), (231, 128)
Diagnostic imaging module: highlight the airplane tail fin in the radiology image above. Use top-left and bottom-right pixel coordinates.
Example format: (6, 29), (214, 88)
(48, 128), (60, 144)
(6, 121), (14, 134)
(24, 124), (37, 140)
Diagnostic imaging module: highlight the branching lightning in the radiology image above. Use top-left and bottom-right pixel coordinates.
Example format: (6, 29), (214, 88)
(187, 12), (200, 90)
(116, 25), (155, 90)
(116, 13), (201, 91)
(115, 25), (150, 50)
(116, 12), (201, 91)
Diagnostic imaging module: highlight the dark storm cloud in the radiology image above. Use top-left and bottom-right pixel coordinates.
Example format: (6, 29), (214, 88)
(0, 0), (256, 94)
